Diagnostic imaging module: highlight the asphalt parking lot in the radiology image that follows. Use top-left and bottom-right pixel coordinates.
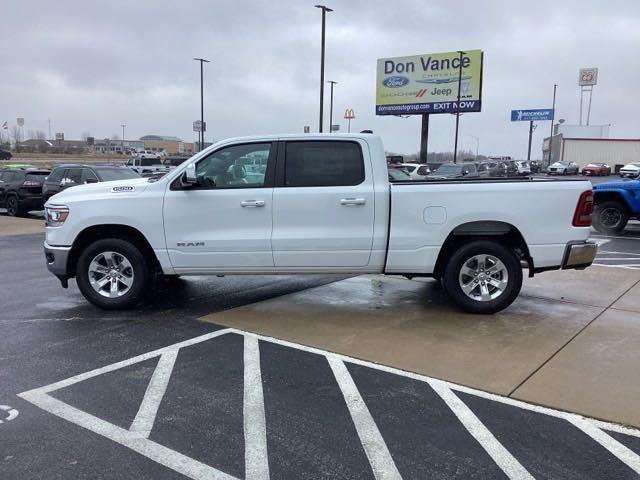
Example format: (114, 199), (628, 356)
(2, 190), (640, 479)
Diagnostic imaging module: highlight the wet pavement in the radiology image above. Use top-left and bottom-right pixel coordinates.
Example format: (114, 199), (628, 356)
(2, 224), (640, 478)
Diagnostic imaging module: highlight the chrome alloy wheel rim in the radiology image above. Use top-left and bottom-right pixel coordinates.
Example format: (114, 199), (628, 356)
(458, 254), (508, 302)
(88, 251), (134, 298)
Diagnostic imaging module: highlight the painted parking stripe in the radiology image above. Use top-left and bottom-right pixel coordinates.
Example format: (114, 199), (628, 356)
(243, 335), (269, 480)
(328, 356), (402, 480)
(18, 327), (640, 479)
(129, 349), (178, 438)
(429, 381), (535, 480)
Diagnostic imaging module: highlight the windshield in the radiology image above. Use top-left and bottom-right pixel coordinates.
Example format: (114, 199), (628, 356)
(96, 168), (140, 181)
(434, 164), (462, 176)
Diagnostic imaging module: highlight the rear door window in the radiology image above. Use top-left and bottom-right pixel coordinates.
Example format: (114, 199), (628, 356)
(284, 141), (364, 187)
(47, 168), (64, 184)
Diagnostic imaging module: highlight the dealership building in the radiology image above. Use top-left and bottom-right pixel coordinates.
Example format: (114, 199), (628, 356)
(543, 124), (640, 170)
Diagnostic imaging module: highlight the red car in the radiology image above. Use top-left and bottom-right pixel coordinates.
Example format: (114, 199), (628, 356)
(581, 163), (611, 176)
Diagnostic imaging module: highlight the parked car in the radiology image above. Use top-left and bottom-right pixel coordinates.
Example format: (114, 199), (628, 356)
(592, 179), (640, 233)
(388, 167), (412, 181)
(547, 161), (579, 175)
(42, 133), (597, 314)
(163, 156), (190, 168)
(502, 160), (519, 176)
(42, 164), (141, 202)
(619, 163), (640, 179)
(478, 162), (506, 177)
(0, 168), (50, 216)
(529, 161), (542, 174)
(429, 162), (479, 179)
(581, 163), (611, 176)
(400, 163), (430, 179)
(126, 156), (171, 175)
(135, 150), (162, 161)
(515, 161), (531, 176)
(0, 148), (12, 160)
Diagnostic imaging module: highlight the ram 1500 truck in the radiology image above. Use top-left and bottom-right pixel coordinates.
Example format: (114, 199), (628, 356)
(43, 134), (597, 313)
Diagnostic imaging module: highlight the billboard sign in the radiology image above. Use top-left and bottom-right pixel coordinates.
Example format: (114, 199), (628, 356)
(510, 109), (554, 122)
(579, 68), (598, 86)
(376, 49), (483, 115)
(55, 132), (64, 141)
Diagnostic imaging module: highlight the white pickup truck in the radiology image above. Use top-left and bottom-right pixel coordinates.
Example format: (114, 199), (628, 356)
(126, 154), (170, 176)
(43, 133), (596, 313)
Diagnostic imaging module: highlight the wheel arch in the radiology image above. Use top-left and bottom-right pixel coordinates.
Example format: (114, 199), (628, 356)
(67, 224), (161, 278)
(593, 190), (632, 212)
(433, 221), (531, 279)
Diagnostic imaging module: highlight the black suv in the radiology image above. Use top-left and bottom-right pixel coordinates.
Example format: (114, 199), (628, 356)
(42, 164), (140, 202)
(0, 148), (12, 160)
(0, 168), (50, 216)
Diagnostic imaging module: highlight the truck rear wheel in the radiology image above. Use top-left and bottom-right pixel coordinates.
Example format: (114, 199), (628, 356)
(592, 201), (628, 234)
(76, 238), (150, 309)
(442, 240), (522, 314)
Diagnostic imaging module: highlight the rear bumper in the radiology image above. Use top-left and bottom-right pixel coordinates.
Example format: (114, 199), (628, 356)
(561, 241), (597, 270)
(44, 241), (71, 287)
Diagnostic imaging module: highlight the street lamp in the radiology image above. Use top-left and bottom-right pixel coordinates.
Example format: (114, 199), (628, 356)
(315, 5), (332, 133)
(121, 124), (126, 152)
(194, 57), (210, 149)
(327, 80), (337, 132)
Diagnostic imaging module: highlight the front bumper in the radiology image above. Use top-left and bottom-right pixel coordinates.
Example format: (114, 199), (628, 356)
(44, 242), (71, 287)
(561, 241), (597, 270)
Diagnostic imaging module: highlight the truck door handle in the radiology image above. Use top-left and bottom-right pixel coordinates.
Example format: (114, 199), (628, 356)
(340, 198), (366, 206)
(240, 200), (265, 207)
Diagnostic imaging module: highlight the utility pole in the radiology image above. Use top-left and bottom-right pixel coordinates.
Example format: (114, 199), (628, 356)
(453, 50), (465, 164)
(527, 121), (535, 161)
(315, 5), (332, 132)
(548, 84), (557, 165)
(193, 57), (210, 149)
(121, 124), (126, 151)
(327, 80), (337, 132)
(48, 119), (51, 140)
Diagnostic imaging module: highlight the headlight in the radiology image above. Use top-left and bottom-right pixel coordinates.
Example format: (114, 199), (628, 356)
(45, 206), (69, 227)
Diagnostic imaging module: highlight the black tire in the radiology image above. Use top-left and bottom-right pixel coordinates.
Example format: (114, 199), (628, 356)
(6, 194), (26, 217)
(592, 201), (629, 234)
(442, 240), (523, 314)
(76, 238), (150, 309)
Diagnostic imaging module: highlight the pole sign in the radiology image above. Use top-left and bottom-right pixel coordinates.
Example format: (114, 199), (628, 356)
(55, 132), (64, 141)
(344, 108), (355, 119)
(510, 109), (554, 122)
(579, 68), (598, 86)
(17, 118), (24, 127)
(376, 50), (483, 115)
(193, 120), (206, 132)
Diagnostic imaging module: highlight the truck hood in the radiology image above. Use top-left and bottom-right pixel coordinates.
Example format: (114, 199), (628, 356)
(593, 179), (640, 190)
(45, 177), (152, 206)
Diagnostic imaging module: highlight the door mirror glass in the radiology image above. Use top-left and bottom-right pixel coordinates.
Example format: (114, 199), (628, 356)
(183, 163), (198, 185)
(85, 177), (99, 184)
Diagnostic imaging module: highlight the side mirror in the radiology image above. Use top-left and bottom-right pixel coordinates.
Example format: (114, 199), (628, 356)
(85, 178), (99, 184)
(182, 163), (198, 185)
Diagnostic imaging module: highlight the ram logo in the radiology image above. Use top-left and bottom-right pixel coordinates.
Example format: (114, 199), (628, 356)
(177, 241), (205, 247)
(111, 185), (135, 193)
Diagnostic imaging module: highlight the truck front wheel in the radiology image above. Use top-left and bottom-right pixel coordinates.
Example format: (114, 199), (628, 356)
(592, 201), (629, 234)
(76, 238), (150, 309)
(442, 240), (522, 314)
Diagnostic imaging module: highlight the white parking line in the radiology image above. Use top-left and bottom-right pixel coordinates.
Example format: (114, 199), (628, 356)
(429, 381), (535, 480)
(129, 349), (178, 438)
(243, 335), (269, 480)
(17, 327), (640, 479)
(328, 356), (402, 480)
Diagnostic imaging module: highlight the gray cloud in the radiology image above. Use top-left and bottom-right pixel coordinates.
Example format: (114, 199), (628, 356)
(1, 0), (638, 157)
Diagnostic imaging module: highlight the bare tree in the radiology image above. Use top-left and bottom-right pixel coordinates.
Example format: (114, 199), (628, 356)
(81, 131), (91, 142)
(34, 130), (46, 140)
(10, 126), (21, 150)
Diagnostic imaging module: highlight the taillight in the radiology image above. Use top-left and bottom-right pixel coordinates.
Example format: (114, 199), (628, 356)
(22, 180), (40, 187)
(573, 190), (593, 227)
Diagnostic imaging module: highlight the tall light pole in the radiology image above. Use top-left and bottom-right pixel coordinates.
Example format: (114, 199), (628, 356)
(315, 5), (332, 133)
(121, 124), (126, 151)
(327, 80), (337, 132)
(453, 50), (465, 164)
(194, 57), (210, 150)
(548, 84), (557, 166)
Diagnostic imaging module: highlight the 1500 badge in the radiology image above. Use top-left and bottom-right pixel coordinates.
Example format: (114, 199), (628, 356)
(111, 186), (135, 193)
(177, 242), (205, 247)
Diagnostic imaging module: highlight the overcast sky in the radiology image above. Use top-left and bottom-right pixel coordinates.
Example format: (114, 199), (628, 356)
(2, 0), (639, 158)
